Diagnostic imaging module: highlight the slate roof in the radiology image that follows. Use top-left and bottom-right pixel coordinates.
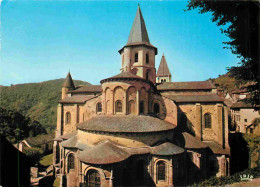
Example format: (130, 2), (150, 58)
(77, 115), (176, 133)
(164, 95), (224, 103)
(182, 132), (208, 149)
(24, 134), (54, 147)
(54, 131), (77, 141)
(60, 135), (90, 150)
(151, 142), (184, 155)
(157, 81), (215, 90)
(78, 141), (130, 164)
(127, 5), (150, 45)
(59, 95), (96, 104)
(118, 5), (157, 54)
(203, 141), (230, 155)
(157, 54), (171, 77)
(63, 72), (75, 89)
(69, 85), (102, 93)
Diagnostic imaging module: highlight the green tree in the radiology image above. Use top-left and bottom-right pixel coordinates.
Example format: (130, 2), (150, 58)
(186, 0), (259, 105)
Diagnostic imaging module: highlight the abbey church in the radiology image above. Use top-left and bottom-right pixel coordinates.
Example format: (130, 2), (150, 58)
(53, 5), (230, 187)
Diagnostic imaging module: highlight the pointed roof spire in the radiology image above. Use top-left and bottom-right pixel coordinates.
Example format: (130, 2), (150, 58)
(63, 72), (75, 89)
(127, 5), (150, 45)
(157, 54), (171, 77)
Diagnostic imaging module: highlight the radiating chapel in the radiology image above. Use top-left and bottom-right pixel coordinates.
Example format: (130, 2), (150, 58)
(53, 6), (230, 187)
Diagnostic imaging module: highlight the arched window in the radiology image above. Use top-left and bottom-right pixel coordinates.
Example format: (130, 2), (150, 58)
(86, 170), (101, 187)
(157, 161), (166, 181)
(139, 101), (144, 114)
(135, 53), (138, 62)
(154, 103), (160, 114)
(115, 100), (122, 113)
(65, 112), (71, 125)
(68, 154), (75, 171)
(146, 53), (149, 64)
(96, 102), (102, 112)
(204, 113), (212, 128)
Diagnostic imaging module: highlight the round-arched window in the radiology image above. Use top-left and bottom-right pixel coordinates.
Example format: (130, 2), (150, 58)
(67, 154), (75, 172)
(86, 169), (101, 187)
(146, 53), (149, 64)
(96, 102), (102, 112)
(204, 113), (212, 128)
(135, 53), (138, 62)
(115, 100), (122, 113)
(65, 112), (71, 125)
(157, 161), (166, 181)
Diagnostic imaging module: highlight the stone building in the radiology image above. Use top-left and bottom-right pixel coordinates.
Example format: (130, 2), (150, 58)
(53, 5), (230, 187)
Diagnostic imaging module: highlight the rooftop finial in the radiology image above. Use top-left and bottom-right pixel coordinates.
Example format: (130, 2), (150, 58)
(138, 3), (140, 7)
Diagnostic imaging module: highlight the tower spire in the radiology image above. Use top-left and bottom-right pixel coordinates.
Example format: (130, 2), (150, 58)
(127, 5), (150, 45)
(63, 72), (75, 89)
(156, 54), (172, 83)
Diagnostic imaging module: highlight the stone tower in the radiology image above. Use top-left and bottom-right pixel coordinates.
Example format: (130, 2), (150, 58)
(118, 5), (157, 84)
(62, 72), (75, 99)
(156, 54), (172, 83)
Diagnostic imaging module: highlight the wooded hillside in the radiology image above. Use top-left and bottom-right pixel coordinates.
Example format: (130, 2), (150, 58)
(0, 79), (89, 133)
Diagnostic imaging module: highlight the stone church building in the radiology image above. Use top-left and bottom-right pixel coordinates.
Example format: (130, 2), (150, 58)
(53, 5), (230, 187)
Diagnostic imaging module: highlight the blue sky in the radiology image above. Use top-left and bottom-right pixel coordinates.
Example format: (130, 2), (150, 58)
(1, 0), (239, 86)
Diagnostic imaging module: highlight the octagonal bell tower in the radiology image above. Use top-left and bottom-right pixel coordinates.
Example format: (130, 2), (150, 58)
(119, 5), (158, 84)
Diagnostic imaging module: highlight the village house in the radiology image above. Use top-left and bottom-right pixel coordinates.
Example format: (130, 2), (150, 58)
(53, 6), (230, 187)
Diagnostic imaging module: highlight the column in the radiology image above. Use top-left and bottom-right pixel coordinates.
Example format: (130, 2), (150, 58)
(124, 47), (131, 71)
(195, 103), (202, 140)
(124, 89), (127, 115)
(56, 103), (63, 136)
(136, 90), (140, 115)
(112, 90), (114, 115)
(224, 106), (229, 149)
(217, 104), (223, 147)
(169, 159), (173, 186)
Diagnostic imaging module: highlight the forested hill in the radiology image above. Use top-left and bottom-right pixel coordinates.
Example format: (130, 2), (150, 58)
(210, 73), (246, 92)
(0, 79), (90, 133)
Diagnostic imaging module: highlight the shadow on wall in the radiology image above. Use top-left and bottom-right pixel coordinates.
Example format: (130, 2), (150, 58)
(229, 132), (249, 174)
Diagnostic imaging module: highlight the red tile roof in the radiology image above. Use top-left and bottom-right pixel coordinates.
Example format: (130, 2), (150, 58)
(59, 95), (97, 104)
(77, 115), (176, 133)
(164, 95), (224, 103)
(157, 81), (215, 90)
(69, 85), (102, 93)
(230, 101), (256, 108)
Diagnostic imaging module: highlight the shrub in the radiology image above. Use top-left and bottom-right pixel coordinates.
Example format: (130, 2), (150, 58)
(24, 147), (43, 164)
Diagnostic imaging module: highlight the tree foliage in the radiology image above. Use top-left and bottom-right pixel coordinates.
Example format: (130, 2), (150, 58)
(186, 0), (259, 105)
(24, 147), (43, 164)
(0, 107), (47, 143)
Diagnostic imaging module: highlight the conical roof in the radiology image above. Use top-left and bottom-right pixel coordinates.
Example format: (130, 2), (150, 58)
(157, 54), (171, 77)
(127, 5), (150, 45)
(151, 142), (184, 155)
(63, 72), (75, 88)
(78, 141), (130, 164)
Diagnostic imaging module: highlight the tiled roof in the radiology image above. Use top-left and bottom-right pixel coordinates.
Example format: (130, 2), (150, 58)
(164, 95), (224, 103)
(24, 134), (54, 147)
(157, 54), (171, 77)
(151, 142), (184, 155)
(157, 81), (215, 90)
(108, 71), (143, 79)
(78, 141), (130, 164)
(182, 132), (208, 149)
(230, 101), (255, 108)
(203, 141), (230, 155)
(63, 72), (75, 89)
(59, 95), (96, 104)
(77, 115), (176, 133)
(69, 85), (102, 93)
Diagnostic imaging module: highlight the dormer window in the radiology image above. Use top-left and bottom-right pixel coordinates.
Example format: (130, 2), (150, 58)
(135, 53), (138, 62)
(146, 53), (149, 64)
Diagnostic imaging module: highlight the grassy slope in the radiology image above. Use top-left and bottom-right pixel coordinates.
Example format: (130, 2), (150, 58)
(0, 79), (89, 132)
